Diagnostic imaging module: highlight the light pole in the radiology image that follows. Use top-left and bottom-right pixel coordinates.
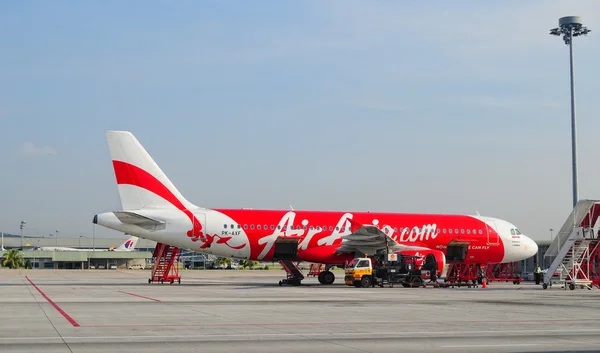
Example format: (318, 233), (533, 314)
(550, 16), (591, 209)
(55, 230), (59, 247)
(550, 228), (554, 241)
(20, 221), (26, 249)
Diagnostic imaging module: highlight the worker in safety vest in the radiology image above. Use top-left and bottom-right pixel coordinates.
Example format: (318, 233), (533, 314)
(534, 265), (542, 285)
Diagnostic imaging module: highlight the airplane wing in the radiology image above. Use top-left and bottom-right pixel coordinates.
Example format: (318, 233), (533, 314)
(335, 218), (431, 255)
(113, 211), (166, 231)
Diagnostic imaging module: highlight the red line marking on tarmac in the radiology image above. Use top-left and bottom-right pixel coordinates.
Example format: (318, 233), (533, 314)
(25, 276), (80, 327)
(118, 290), (161, 302)
(81, 318), (599, 328)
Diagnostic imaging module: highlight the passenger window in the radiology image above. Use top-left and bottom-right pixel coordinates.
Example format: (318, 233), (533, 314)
(257, 225), (261, 230)
(443, 229), (446, 233)
(250, 225), (254, 229)
(461, 229), (464, 234)
(244, 225), (248, 229)
(230, 224), (234, 229)
(467, 229), (470, 234)
(270, 225), (274, 230)
(237, 224), (241, 229)
(479, 229), (483, 234)
(223, 224), (227, 229)
(449, 229), (453, 234)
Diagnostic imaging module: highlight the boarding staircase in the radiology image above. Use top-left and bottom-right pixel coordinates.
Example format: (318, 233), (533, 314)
(149, 242), (181, 284)
(543, 200), (600, 290)
(278, 259), (304, 286)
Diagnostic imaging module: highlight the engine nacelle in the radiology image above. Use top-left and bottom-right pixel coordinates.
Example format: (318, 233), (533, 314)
(397, 249), (446, 277)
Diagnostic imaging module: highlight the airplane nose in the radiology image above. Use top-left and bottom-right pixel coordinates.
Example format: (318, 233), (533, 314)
(522, 235), (538, 258)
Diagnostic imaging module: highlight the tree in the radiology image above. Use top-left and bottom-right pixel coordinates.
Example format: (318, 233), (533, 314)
(239, 260), (259, 269)
(216, 257), (232, 267)
(2, 249), (24, 269)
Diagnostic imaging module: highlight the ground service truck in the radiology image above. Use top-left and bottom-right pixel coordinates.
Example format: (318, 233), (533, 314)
(344, 252), (440, 288)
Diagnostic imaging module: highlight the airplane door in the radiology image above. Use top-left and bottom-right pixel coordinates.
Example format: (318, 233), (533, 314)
(486, 220), (499, 245)
(191, 213), (207, 239)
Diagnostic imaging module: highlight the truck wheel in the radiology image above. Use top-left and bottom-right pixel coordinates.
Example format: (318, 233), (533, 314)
(411, 276), (423, 287)
(361, 276), (372, 288)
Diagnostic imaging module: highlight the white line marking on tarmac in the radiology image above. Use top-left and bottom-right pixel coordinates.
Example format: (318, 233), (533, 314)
(442, 344), (541, 348)
(2, 327), (600, 342)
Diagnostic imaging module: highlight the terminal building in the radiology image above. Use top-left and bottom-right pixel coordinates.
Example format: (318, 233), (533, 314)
(0, 233), (217, 269)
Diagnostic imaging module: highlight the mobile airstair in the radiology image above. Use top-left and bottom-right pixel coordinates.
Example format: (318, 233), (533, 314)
(149, 242), (182, 284)
(543, 200), (600, 290)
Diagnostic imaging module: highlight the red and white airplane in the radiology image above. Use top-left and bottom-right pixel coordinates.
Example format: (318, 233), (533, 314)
(93, 131), (538, 285)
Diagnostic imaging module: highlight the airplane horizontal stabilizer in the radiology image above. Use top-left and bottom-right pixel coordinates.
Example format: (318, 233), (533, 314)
(113, 211), (166, 231)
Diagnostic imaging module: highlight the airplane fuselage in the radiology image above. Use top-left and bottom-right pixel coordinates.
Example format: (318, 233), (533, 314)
(95, 207), (538, 265)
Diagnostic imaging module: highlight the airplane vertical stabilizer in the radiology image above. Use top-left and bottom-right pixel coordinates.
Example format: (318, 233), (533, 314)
(105, 130), (198, 211)
(114, 235), (139, 251)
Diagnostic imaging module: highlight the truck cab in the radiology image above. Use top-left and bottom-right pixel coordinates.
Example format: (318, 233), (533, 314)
(344, 257), (374, 287)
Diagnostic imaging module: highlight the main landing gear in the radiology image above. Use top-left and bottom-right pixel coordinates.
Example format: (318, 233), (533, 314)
(318, 270), (335, 285)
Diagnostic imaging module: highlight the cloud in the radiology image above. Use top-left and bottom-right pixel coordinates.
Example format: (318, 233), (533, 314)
(19, 142), (57, 157)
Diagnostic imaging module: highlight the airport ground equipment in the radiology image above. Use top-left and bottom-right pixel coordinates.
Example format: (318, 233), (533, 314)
(486, 262), (522, 284)
(149, 242), (181, 284)
(278, 259), (304, 286)
(443, 262), (522, 287)
(445, 264), (484, 288)
(543, 199), (600, 290)
(307, 263), (324, 277)
(344, 253), (433, 288)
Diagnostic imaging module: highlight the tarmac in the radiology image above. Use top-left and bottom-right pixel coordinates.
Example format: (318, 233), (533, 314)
(1, 268), (600, 353)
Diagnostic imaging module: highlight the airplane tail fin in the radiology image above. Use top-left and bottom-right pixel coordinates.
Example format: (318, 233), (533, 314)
(105, 130), (198, 211)
(114, 235), (138, 251)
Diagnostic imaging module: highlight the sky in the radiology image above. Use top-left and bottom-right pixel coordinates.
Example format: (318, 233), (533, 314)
(1, 0), (600, 242)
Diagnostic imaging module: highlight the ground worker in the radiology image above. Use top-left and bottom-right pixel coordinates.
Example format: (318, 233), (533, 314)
(534, 265), (542, 285)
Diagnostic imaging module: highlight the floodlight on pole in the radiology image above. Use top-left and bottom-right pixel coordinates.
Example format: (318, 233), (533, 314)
(549, 16), (591, 208)
(20, 221), (26, 249)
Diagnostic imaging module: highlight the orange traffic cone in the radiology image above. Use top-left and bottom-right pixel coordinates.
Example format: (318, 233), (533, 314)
(482, 278), (487, 288)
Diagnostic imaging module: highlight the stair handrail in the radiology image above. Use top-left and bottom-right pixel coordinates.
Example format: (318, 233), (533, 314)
(545, 200), (598, 260)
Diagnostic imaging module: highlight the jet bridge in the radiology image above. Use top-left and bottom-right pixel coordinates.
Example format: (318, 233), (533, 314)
(543, 199), (600, 290)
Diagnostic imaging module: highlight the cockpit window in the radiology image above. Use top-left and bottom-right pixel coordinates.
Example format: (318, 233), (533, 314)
(510, 229), (515, 235)
(515, 229), (521, 235)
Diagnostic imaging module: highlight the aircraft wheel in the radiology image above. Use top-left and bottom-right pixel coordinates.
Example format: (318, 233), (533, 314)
(319, 271), (335, 285)
(569, 283), (575, 290)
(542, 283), (548, 289)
